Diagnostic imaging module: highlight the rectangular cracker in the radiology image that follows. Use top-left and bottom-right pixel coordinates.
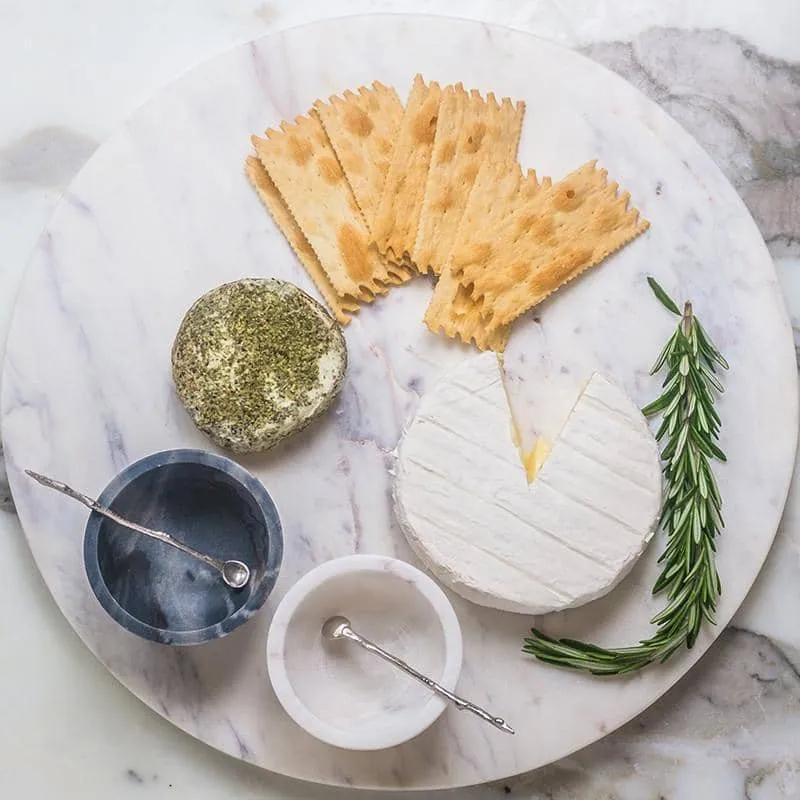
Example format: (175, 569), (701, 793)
(372, 74), (444, 262)
(314, 82), (404, 234)
(452, 161), (649, 333)
(245, 156), (359, 325)
(424, 162), (549, 350)
(413, 84), (525, 274)
(252, 112), (413, 301)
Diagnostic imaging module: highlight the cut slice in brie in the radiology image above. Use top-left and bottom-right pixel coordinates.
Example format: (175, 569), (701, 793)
(393, 352), (662, 615)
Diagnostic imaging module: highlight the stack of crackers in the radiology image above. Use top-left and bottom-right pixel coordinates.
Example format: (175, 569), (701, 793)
(247, 74), (649, 352)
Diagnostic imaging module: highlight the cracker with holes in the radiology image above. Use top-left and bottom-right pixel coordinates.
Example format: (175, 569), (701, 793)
(453, 161), (650, 334)
(314, 82), (404, 235)
(372, 74), (443, 262)
(413, 85), (525, 275)
(425, 162), (549, 350)
(252, 113), (413, 302)
(424, 269), (510, 352)
(245, 156), (360, 325)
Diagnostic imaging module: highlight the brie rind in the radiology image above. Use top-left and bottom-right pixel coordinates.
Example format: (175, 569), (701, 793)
(393, 352), (662, 615)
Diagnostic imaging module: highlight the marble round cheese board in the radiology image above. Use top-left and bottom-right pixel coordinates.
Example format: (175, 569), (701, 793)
(2, 14), (797, 791)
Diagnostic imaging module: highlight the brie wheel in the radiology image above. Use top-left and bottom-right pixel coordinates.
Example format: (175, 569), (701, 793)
(393, 352), (662, 615)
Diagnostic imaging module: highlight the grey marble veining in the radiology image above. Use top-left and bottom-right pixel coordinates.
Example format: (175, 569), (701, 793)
(583, 28), (800, 257)
(502, 626), (800, 797)
(0, 126), (99, 189)
(0, 443), (14, 513)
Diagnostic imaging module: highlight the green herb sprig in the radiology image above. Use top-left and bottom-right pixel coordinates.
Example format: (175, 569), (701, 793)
(522, 278), (728, 675)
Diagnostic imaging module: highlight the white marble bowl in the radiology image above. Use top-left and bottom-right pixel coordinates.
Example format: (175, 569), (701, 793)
(266, 555), (463, 750)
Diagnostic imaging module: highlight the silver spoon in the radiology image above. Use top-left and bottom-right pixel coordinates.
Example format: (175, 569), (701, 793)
(25, 469), (251, 590)
(322, 615), (514, 735)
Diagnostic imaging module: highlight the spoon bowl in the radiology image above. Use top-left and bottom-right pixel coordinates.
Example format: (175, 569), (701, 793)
(321, 615), (351, 640)
(222, 559), (252, 590)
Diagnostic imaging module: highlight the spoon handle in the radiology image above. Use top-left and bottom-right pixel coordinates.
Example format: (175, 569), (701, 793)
(25, 470), (228, 575)
(340, 626), (514, 734)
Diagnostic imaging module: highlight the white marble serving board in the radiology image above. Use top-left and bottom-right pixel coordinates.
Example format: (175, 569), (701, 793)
(1, 14), (797, 791)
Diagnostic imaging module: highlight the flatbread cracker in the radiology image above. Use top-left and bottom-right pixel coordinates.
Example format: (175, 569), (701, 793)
(424, 269), (510, 351)
(314, 82), (404, 234)
(451, 161), (552, 250)
(372, 74), (443, 262)
(245, 156), (359, 325)
(413, 85), (524, 274)
(425, 163), (549, 350)
(252, 112), (412, 301)
(453, 161), (649, 332)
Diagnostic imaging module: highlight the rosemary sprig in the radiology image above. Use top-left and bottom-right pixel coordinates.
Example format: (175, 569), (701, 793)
(522, 277), (728, 675)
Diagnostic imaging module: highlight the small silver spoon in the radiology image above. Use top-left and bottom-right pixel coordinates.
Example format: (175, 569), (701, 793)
(322, 615), (514, 735)
(25, 469), (251, 590)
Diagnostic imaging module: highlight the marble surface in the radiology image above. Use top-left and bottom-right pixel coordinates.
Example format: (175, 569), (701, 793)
(2, 11), (797, 792)
(1, 2), (799, 799)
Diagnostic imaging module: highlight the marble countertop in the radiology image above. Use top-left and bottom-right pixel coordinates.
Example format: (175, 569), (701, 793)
(1, 2), (798, 798)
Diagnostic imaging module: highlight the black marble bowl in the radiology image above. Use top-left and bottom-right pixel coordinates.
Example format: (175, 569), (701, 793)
(83, 449), (282, 645)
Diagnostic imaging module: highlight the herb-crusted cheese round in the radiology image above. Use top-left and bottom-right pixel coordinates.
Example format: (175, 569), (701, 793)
(172, 278), (347, 453)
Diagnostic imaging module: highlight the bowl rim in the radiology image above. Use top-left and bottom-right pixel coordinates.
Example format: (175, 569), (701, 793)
(83, 448), (283, 645)
(266, 554), (463, 751)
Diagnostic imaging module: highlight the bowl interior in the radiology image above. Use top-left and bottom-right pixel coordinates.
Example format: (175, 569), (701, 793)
(89, 457), (277, 640)
(282, 569), (447, 739)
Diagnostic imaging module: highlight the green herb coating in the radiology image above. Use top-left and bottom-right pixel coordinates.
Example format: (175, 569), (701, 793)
(171, 278), (346, 453)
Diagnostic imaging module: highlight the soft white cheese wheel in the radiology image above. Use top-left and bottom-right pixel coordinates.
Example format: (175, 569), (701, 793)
(393, 352), (662, 615)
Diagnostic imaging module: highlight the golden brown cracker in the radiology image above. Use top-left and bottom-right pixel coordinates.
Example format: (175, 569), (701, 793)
(424, 163), (549, 350)
(245, 156), (359, 325)
(314, 82), (404, 234)
(424, 268), (509, 351)
(372, 74), (443, 262)
(445, 160), (550, 274)
(252, 112), (412, 301)
(454, 161), (649, 332)
(413, 85), (525, 274)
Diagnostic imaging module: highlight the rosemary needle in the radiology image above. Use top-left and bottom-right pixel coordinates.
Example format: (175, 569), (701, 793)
(522, 277), (727, 675)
